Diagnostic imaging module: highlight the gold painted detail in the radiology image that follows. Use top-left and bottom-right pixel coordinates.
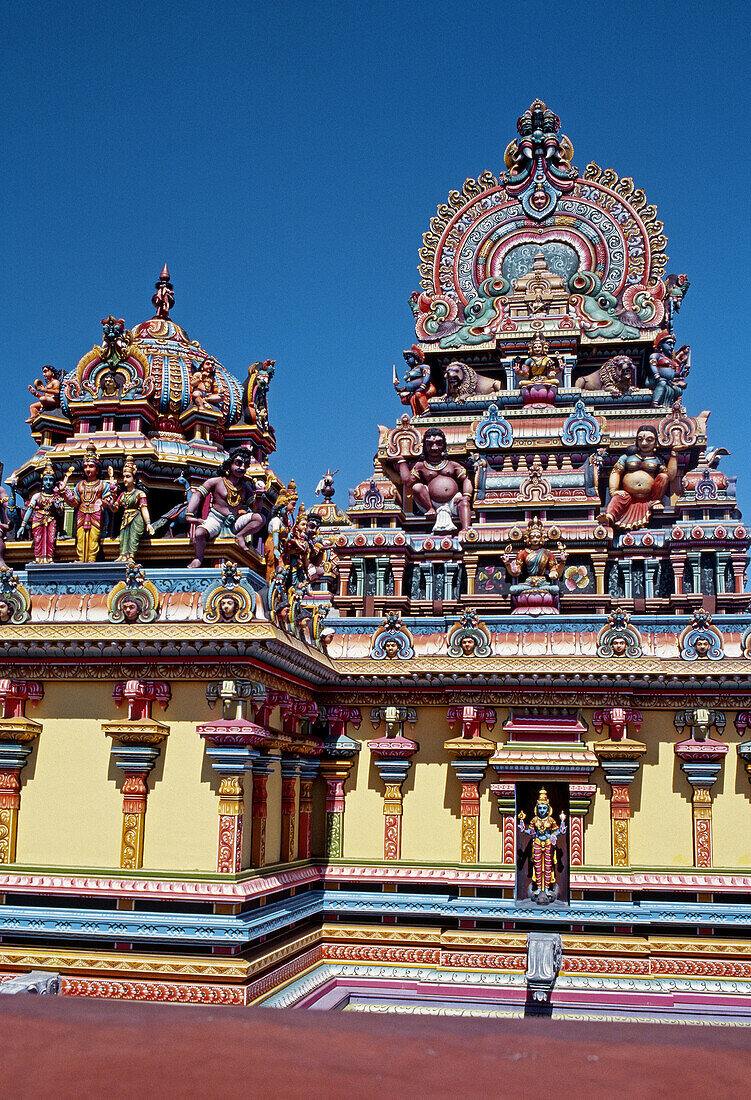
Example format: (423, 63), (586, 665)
(612, 817), (629, 868)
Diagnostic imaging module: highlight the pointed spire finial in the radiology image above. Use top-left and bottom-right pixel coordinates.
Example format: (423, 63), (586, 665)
(152, 264), (174, 319)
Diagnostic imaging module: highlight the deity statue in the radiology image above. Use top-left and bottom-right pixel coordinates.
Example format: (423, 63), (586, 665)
(599, 426), (678, 533)
(185, 447), (266, 568)
(190, 360), (223, 412)
(99, 316), (133, 363)
(393, 346), (436, 417)
(61, 443), (117, 562)
(391, 427), (473, 534)
(648, 331), (690, 406)
(264, 480), (298, 583)
(111, 456), (154, 562)
(17, 460), (67, 563)
(27, 365), (64, 423)
(514, 335), (562, 404)
(243, 359), (275, 430)
(152, 264), (174, 319)
(518, 788), (567, 904)
(503, 517), (567, 614)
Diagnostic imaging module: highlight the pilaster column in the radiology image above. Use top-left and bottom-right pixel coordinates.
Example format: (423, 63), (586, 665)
(0, 680), (44, 865)
(107, 735), (168, 870)
(318, 708), (361, 859)
(369, 752), (416, 860)
(674, 708), (727, 868)
(297, 759), (320, 859)
(593, 707), (646, 867)
(491, 783), (516, 865)
(567, 785), (597, 866)
(280, 757), (303, 863)
(444, 706), (496, 863)
(250, 754), (275, 868)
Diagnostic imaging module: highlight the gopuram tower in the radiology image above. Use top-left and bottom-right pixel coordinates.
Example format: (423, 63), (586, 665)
(1, 103), (751, 1019)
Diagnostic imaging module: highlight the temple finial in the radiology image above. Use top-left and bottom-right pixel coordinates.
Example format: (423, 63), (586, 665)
(152, 264), (174, 319)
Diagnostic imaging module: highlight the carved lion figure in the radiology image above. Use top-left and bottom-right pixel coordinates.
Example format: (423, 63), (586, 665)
(575, 355), (636, 397)
(444, 361), (501, 402)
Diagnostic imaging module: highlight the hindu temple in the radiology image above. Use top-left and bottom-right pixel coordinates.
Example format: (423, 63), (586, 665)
(1, 101), (750, 1022)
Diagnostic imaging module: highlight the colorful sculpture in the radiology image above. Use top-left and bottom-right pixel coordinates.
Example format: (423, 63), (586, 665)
(190, 360), (223, 412)
(243, 359), (275, 430)
(17, 460), (65, 563)
(185, 447), (266, 568)
(503, 517), (567, 614)
(108, 563), (160, 624)
(391, 427), (473, 535)
(264, 480), (298, 583)
(111, 456), (154, 562)
(393, 346), (435, 417)
(574, 356), (635, 397)
(648, 331), (690, 406)
(27, 365), (63, 423)
(443, 361), (501, 403)
(518, 788), (567, 904)
(599, 426), (678, 533)
(61, 443), (117, 562)
(515, 336), (562, 404)
(151, 264), (174, 319)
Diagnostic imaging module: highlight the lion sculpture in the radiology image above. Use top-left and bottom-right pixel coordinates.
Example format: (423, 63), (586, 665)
(574, 355), (636, 397)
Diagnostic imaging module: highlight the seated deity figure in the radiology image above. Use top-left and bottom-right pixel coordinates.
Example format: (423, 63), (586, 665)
(391, 427), (473, 535)
(186, 447), (266, 568)
(61, 443), (117, 562)
(515, 335), (562, 404)
(648, 331), (690, 406)
(503, 517), (567, 614)
(27, 365), (63, 423)
(17, 460), (67, 563)
(599, 426), (678, 532)
(518, 788), (567, 905)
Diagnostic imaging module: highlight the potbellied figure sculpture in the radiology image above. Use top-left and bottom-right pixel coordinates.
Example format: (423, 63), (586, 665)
(27, 365), (63, 423)
(599, 425), (678, 533)
(17, 460), (67, 563)
(648, 331), (690, 406)
(391, 427), (473, 535)
(393, 345), (436, 417)
(518, 788), (567, 905)
(186, 446), (266, 568)
(503, 516), (567, 614)
(111, 456), (154, 562)
(61, 443), (117, 562)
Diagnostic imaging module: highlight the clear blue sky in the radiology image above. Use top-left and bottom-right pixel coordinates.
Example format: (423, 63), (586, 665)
(1, 1), (749, 515)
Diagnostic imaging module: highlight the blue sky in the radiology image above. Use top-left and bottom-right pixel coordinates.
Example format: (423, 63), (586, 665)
(1, 1), (749, 515)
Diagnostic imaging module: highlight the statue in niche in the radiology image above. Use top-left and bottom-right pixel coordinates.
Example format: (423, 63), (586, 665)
(390, 427), (473, 535)
(61, 442), (117, 562)
(518, 788), (567, 905)
(27, 365), (64, 423)
(393, 345), (436, 417)
(190, 359), (223, 412)
(502, 517), (567, 614)
(648, 331), (690, 406)
(111, 456), (154, 562)
(17, 460), (66, 563)
(185, 447), (266, 568)
(599, 426), (678, 533)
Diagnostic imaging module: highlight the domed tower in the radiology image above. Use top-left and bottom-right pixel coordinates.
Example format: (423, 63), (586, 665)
(12, 268), (283, 569)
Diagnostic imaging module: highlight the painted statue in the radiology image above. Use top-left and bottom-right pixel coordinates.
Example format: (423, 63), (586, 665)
(599, 426), (678, 533)
(503, 517), (567, 614)
(186, 446), (266, 568)
(518, 788), (567, 904)
(393, 345), (435, 417)
(190, 360), (223, 412)
(574, 356), (635, 397)
(264, 480), (298, 583)
(111, 456), (154, 562)
(648, 331), (690, 406)
(243, 359), (275, 430)
(27, 365), (64, 423)
(61, 443), (117, 562)
(152, 264), (174, 319)
(17, 460), (67, 563)
(516, 335), (562, 384)
(443, 361), (501, 403)
(391, 427), (473, 535)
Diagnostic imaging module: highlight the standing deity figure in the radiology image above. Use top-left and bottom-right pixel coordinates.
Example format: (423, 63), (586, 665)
(61, 443), (117, 562)
(112, 456), (154, 562)
(503, 517), (567, 613)
(393, 345), (436, 418)
(18, 460), (67, 563)
(648, 331), (690, 406)
(518, 788), (567, 904)
(27, 365), (63, 423)
(264, 480), (298, 583)
(186, 447), (266, 568)
(392, 427), (473, 534)
(599, 425), (678, 532)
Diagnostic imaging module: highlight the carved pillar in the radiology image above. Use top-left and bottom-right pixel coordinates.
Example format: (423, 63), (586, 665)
(250, 754), (275, 868)
(369, 706), (418, 861)
(491, 783), (516, 865)
(444, 706), (496, 863)
(591, 553), (607, 597)
(593, 707), (646, 868)
(280, 757), (303, 863)
(0, 680), (44, 865)
(568, 785), (597, 866)
(319, 706), (362, 859)
(674, 708), (727, 868)
(464, 553), (478, 596)
(297, 759), (319, 859)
